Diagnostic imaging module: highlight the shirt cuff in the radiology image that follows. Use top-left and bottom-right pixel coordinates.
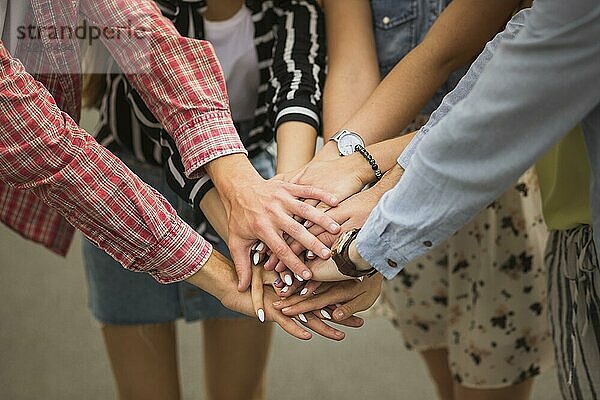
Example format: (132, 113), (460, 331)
(133, 217), (213, 284)
(173, 110), (248, 180)
(397, 126), (428, 170)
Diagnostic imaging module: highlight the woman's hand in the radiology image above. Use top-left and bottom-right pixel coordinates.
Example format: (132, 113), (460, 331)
(273, 273), (384, 322)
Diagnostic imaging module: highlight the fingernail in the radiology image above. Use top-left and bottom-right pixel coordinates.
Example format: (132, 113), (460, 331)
(257, 309), (265, 323)
(282, 307), (291, 313)
(284, 274), (293, 286)
(320, 309), (331, 320)
(334, 310), (345, 319)
(302, 270), (312, 280)
(256, 242), (265, 252)
(300, 288), (309, 296)
(303, 220), (311, 227)
(252, 252), (261, 265)
(330, 223), (340, 232)
(294, 274), (304, 282)
(251, 243), (259, 251)
(335, 330), (344, 337)
(274, 277), (282, 285)
(321, 248), (331, 258)
(298, 313), (308, 323)
(273, 301), (282, 307)
(281, 286), (289, 293)
(306, 250), (315, 260)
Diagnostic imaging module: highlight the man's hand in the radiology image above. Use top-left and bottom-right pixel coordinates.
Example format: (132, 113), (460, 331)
(205, 154), (342, 291)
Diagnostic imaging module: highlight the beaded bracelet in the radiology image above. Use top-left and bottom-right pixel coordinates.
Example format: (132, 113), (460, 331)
(355, 144), (383, 181)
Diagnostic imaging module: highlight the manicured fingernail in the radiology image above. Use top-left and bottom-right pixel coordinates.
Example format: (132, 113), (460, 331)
(281, 286), (289, 293)
(284, 274), (293, 286)
(274, 277), (282, 285)
(257, 309), (265, 323)
(306, 250), (315, 260)
(251, 243), (259, 251)
(252, 252), (261, 265)
(321, 248), (331, 258)
(256, 242), (265, 252)
(303, 220), (311, 227)
(300, 288), (309, 296)
(298, 313), (308, 323)
(330, 223), (340, 232)
(294, 274), (304, 282)
(320, 309), (331, 320)
(302, 270), (312, 280)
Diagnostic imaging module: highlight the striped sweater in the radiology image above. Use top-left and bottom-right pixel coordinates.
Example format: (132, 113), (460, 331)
(94, 0), (326, 213)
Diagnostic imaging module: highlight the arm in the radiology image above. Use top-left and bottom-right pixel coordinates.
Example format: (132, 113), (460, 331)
(317, 0), (521, 160)
(316, 0), (380, 160)
(80, 0), (341, 290)
(356, 2), (600, 278)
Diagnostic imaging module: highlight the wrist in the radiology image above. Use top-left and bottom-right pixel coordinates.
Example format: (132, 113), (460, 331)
(186, 250), (236, 300)
(314, 141), (342, 162)
(348, 151), (377, 187)
(348, 240), (372, 272)
(205, 154), (262, 205)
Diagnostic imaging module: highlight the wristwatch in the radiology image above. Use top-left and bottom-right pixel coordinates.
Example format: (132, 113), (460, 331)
(330, 129), (365, 156)
(331, 228), (376, 278)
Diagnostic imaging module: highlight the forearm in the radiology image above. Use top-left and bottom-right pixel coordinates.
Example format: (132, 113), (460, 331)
(0, 45), (211, 282)
(339, 0), (521, 146)
(276, 121), (318, 174)
(199, 188), (229, 240)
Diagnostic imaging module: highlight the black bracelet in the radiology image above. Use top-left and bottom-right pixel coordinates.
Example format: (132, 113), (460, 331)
(354, 144), (383, 181)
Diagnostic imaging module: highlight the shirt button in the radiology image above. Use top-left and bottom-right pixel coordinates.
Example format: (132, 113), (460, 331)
(423, 240), (433, 247)
(387, 259), (398, 268)
(382, 16), (391, 25)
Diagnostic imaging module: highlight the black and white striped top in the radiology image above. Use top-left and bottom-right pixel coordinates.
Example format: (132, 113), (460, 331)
(95, 0), (326, 212)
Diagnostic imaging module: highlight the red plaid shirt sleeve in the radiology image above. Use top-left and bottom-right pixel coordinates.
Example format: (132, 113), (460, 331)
(80, 0), (247, 178)
(0, 44), (212, 283)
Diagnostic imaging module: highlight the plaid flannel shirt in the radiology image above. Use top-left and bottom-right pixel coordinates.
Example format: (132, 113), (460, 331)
(0, 0), (247, 282)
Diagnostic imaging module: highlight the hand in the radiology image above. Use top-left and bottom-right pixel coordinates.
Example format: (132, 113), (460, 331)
(270, 183), (385, 273)
(206, 154), (342, 291)
(274, 274), (384, 322)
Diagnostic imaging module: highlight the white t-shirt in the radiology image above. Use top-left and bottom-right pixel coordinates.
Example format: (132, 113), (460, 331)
(1, 0), (28, 54)
(204, 5), (259, 122)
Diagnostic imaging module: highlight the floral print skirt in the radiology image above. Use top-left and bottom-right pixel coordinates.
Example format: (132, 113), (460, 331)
(381, 168), (554, 388)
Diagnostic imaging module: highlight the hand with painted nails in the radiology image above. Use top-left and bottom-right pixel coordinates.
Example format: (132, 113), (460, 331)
(273, 273), (384, 323)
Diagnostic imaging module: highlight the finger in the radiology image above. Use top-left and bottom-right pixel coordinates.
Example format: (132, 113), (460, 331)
(299, 311), (345, 341)
(288, 199), (341, 235)
(228, 238), (253, 292)
(270, 310), (312, 340)
(264, 222), (318, 280)
(332, 296), (373, 322)
(275, 278), (303, 298)
(251, 268), (265, 323)
(333, 315), (365, 328)
(264, 253), (279, 270)
(280, 286), (353, 316)
(285, 183), (339, 208)
(272, 281), (329, 310)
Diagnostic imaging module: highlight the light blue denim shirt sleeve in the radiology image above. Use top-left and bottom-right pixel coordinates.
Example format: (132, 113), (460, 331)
(357, 0), (600, 279)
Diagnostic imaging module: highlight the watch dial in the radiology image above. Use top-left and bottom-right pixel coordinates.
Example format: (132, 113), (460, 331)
(338, 134), (364, 156)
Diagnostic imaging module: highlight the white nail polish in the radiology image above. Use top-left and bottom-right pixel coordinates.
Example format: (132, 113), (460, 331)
(300, 288), (309, 296)
(294, 274), (304, 282)
(252, 252), (261, 265)
(320, 309), (331, 320)
(298, 313), (308, 323)
(257, 309), (265, 323)
(256, 242), (265, 252)
(284, 274), (293, 286)
(281, 286), (289, 293)
(251, 243), (259, 251)
(306, 250), (315, 259)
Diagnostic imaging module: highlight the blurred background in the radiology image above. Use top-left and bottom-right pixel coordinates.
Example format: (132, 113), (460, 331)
(0, 111), (562, 399)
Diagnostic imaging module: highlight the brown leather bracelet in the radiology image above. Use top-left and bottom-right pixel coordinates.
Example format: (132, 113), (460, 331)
(332, 229), (376, 278)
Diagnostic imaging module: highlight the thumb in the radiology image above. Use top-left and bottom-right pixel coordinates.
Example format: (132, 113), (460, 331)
(229, 240), (252, 291)
(333, 298), (365, 322)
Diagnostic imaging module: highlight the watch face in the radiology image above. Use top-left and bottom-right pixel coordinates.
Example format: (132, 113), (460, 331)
(337, 133), (364, 156)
